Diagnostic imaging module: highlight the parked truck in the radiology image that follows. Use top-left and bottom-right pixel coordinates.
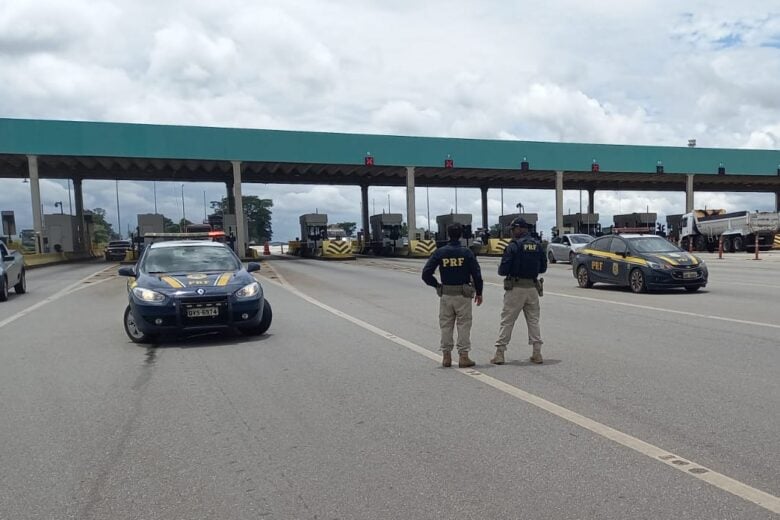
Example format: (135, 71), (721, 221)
(679, 209), (779, 252)
(0, 241), (26, 301)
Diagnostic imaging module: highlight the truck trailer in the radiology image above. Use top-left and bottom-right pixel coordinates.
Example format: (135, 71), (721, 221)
(679, 209), (779, 252)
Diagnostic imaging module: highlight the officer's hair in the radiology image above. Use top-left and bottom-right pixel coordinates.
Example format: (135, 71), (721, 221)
(447, 223), (463, 241)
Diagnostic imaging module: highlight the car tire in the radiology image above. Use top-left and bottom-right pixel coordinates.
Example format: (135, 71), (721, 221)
(722, 236), (732, 253)
(684, 285), (701, 292)
(576, 265), (593, 288)
(732, 235), (744, 252)
(547, 251), (556, 264)
(0, 276), (8, 302)
(242, 300), (272, 336)
(629, 268), (647, 293)
(123, 305), (155, 344)
(14, 269), (26, 294)
(568, 251), (576, 264)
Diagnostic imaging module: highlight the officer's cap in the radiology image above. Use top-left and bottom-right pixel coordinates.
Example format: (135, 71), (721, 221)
(510, 217), (529, 228)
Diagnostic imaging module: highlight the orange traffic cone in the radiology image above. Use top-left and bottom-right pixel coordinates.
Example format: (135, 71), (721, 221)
(263, 241), (271, 255)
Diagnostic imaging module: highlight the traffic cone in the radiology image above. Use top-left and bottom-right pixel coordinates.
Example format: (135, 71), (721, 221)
(263, 241), (271, 255)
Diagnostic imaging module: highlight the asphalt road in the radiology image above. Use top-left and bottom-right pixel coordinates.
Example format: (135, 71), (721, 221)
(0, 254), (777, 519)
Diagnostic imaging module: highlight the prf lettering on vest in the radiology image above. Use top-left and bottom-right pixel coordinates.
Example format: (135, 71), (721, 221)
(523, 244), (537, 251)
(442, 257), (465, 267)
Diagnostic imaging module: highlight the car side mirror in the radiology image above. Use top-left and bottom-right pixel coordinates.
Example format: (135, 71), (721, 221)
(246, 262), (261, 273)
(118, 266), (136, 277)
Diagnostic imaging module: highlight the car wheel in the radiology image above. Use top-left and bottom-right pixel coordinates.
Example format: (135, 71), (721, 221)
(123, 305), (155, 344)
(694, 235), (707, 251)
(722, 236), (732, 253)
(14, 269), (27, 294)
(684, 285), (701, 292)
(242, 300), (272, 336)
(0, 276), (8, 302)
(629, 268), (647, 293)
(576, 265), (593, 288)
(568, 251), (576, 264)
(547, 250), (556, 264)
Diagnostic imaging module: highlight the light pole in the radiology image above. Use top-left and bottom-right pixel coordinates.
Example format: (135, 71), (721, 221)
(54, 201), (64, 215)
(153, 181), (158, 214)
(67, 179), (72, 215)
(115, 180), (121, 238)
(426, 186), (430, 232)
(181, 184), (186, 228)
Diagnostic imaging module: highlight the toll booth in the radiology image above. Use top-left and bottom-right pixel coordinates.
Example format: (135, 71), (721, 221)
(43, 214), (81, 253)
(435, 214), (473, 247)
(288, 213), (353, 260)
(613, 213), (657, 233)
(369, 213), (403, 255)
(498, 213), (539, 239)
(562, 213), (600, 236)
(666, 214), (682, 242)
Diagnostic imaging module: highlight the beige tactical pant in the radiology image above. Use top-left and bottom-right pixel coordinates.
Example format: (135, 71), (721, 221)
(494, 285), (542, 351)
(439, 294), (472, 353)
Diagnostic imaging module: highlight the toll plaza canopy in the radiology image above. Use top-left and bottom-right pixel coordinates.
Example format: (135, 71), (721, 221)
(1, 118), (780, 192)
(3, 117), (780, 256)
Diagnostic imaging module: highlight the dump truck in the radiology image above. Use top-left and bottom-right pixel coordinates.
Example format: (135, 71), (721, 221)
(562, 213), (600, 236)
(287, 213), (354, 259)
(369, 213), (403, 255)
(435, 214), (473, 247)
(679, 209), (779, 252)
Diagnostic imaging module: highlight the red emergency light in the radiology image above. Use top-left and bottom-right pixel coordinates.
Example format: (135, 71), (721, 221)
(364, 153), (374, 166)
(444, 155), (454, 168)
(591, 159), (600, 172)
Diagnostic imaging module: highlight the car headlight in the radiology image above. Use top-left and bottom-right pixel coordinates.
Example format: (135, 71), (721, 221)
(132, 287), (166, 303)
(647, 261), (671, 270)
(235, 281), (261, 299)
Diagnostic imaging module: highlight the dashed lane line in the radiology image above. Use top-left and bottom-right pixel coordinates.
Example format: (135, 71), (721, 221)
(0, 265), (118, 331)
(259, 263), (780, 516)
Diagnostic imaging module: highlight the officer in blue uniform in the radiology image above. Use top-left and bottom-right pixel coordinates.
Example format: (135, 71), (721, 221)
(422, 223), (484, 368)
(491, 217), (547, 365)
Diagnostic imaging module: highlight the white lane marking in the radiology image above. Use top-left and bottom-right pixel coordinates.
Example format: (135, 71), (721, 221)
(0, 265), (117, 330)
(261, 264), (780, 515)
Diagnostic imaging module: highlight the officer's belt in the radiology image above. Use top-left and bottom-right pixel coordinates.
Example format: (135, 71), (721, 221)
(441, 284), (470, 295)
(506, 277), (536, 288)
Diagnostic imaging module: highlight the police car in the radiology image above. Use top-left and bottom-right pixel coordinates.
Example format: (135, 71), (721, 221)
(118, 240), (271, 343)
(572, 234), (708, 293)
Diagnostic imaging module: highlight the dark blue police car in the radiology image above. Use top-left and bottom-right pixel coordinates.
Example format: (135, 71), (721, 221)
(118, 240), (271, 343)
(573, 234), (708, 293)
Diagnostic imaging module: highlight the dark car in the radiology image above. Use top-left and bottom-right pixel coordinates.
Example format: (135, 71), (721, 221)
(105, 240), (132, 261)
(118, 240), (272, 343)
(573, 234), (708, 293)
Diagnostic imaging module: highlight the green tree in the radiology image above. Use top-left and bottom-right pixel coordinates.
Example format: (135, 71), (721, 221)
(490, 223), (502, 237)
(90, 208), (118, 243)
(212, 196), (273, 242)
(335, 222), (356, 237)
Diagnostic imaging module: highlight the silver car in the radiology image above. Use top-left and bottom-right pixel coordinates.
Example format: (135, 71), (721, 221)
(547, 233), (595, 263)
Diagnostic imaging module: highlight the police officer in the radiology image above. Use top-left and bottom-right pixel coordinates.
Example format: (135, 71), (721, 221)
(491, 217), (547, 365)
(422, 223), (484, 368)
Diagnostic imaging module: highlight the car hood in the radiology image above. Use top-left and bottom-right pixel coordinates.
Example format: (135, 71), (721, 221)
(643, 252), (701, 267)
(137, 271), (253, 292)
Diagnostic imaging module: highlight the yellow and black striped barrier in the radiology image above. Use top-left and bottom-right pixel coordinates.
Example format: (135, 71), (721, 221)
(487, 238), (510, 256)
(286, 241), (302, 256)
(320, 239), (355, 260)
(773, 234), (780, 250)
(408, 239), (437, 257)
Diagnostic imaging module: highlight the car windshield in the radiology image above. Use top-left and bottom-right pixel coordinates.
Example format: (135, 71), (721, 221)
(628, 236), (680, 253)
(142, 245), (240, 273)
(570, 235), (594, 244)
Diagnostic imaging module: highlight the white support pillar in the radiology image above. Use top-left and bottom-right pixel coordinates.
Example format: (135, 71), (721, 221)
(231, 161), (246, 258)
(27, 155), (44, 254)
(555, 170), (564, 236)
(405, 167), (416, 240)
(685, 174), (694, 213)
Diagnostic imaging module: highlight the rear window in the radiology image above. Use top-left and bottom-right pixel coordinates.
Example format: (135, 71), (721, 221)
(142, 245), (240, 273)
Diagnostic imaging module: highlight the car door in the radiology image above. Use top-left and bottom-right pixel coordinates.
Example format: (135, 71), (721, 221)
(584, 236), (612, 282)
(0, 243), (20, 284)
(607, 236), (630, 286)
(549, 236), (562, 261)
(560, 235), (572, 261)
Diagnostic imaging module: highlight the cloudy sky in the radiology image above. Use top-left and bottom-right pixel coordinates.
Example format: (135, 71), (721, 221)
(1, 0), (779, 241)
